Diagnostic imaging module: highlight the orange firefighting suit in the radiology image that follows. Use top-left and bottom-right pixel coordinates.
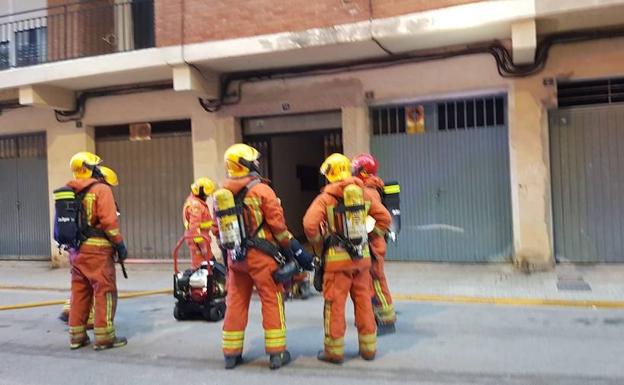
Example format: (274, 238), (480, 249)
(66, 178), (124, 347)
(303, 177), (391, 360)
(214, 176), (293, 358)
(363, 176), (396, 326)
(182, 193), (214, 269)
(60, 250), (94, 327)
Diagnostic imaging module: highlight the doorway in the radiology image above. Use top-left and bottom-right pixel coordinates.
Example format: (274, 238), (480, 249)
(243, 112), (342, 239)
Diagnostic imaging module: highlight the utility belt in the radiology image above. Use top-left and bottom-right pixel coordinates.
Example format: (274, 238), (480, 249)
(313, 233), (364, 292)
(80, 227), (108, 243)
(243, 237), (287, 266)
(237, 236), (302, 284)
(325, 233), (364, 261)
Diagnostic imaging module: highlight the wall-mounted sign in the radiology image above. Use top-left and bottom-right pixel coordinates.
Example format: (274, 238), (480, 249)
(406, 105), (425, 134)
(129, 122), (151, 141)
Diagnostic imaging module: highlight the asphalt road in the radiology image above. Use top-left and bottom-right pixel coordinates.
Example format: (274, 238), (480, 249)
(1, 290), (623, 385)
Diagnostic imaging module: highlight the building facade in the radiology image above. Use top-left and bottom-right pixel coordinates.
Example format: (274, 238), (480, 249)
(1, 0), (624, 268)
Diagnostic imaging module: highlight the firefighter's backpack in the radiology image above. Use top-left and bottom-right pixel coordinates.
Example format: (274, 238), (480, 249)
(53, 182), (99, 249)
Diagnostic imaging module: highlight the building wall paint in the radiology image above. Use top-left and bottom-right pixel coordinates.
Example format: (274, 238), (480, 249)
(2, 38), (624, 266)
(0, 90), (236, 265)
(218, 37), (624, 270)
(342, 106), (370, 158)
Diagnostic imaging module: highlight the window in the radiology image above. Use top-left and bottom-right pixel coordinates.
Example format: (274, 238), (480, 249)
(0, 41), (9, 70)
(15, 27), (47, 67)
(437, 96), (505, 130)
(557, 77), (624, 107)
(371, 95), (506, 136)
(370, 106), (407, 136)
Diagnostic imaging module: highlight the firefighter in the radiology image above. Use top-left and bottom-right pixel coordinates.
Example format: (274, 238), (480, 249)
(214, 143), (312, 370)
(303, 153), (391, 364)
(66, 152), (127, 350)
(352, 154), (396, 335)
(182, 177), (216, 269)
(59, 166), (120, 326)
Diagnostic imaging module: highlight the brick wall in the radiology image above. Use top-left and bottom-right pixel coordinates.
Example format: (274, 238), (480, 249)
(155, 0), (369, 47)
(155, 0), (482, 47)
(154, 0), (182, 46)
(371, 0), (482, 18)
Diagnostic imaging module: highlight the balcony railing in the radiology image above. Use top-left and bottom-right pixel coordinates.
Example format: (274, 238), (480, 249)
(0, 0), (154, 71)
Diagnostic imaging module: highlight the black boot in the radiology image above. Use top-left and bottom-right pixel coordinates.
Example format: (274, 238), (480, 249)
(69, 336), (91, 350)
(317, 350), (343, 365)
(377, 323), (396, 336)
(224, 355), (243, 369)
(94, 336), (127, 351)
(269, 350), (291, 370)
(58, 311), (69, 323)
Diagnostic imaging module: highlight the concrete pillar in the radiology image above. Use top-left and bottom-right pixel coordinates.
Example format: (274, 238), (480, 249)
(191, 113), (240, 259)
(46, 121), (95, 267)
(341, 106), (370, 158)
(507, 78), (554, 272)
(191, 113), (240, 184)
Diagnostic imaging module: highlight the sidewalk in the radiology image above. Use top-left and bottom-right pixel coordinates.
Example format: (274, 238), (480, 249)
(386, 262), (624, 302)
(2, 260), (624, 303)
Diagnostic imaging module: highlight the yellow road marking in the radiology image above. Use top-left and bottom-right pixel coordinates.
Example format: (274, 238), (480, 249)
(0, 285), (70, 292)
(0, 289), (172, 311)
(3, 286), (624, 311)
(0, 299), (68, 311)
(393, 293), (624, 309)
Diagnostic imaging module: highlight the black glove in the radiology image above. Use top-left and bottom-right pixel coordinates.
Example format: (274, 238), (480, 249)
(114, 242), (128, 263)
(289, 239), (314, 271)
(272, 260), (301, 283)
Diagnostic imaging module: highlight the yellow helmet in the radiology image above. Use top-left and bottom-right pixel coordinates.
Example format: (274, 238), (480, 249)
(321, 153), (352, 183)
(99, 166), (119, 186)
(70, 151), (102, 179)
(224, 143), (260, 177)
(191, 177), (216, 196)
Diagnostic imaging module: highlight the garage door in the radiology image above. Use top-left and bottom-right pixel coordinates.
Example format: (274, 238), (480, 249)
(550, 105), (624, 262)
(370, 95), (513, 262)
(0, 133), (50, 260)
(96, 121), (193, 259)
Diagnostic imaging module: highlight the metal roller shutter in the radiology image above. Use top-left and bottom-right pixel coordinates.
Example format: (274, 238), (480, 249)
(370, 95), (513, 262)
(550, 105), (624, 262)
(96, 121), (193, 259)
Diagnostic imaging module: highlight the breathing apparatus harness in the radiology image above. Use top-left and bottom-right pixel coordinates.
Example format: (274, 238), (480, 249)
(313, 185), (368, 292)
(215, 177), (298, 282)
